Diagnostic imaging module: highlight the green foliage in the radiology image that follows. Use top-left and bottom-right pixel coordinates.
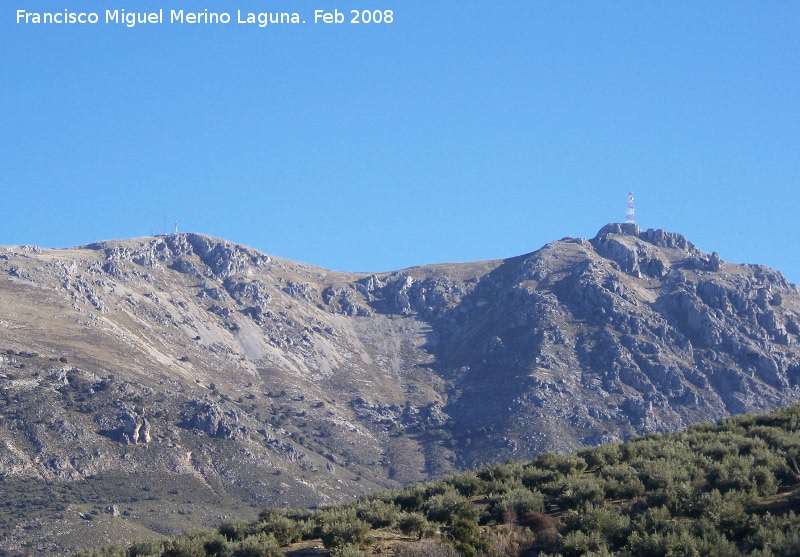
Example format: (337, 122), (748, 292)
(532, 452), (588, 478)
(397, 512), (437, 540)
(254, 514), (301, 546)
(444, 472), (486, 497)
(599, 464), (646, 499)
(71, 404), (800, 557)
(330, 544), (366, 557)
(486, 487), (546, 523)
(565, 502), (631, 547)
(447, 517), (489, 557)
(559, 530), (610, 557)
(315, 509), (372, 550)
(554, 476), (606, 508)
(219, 520), (250, 542)
(422, 489), (478, 525)
(580, 443), (623, 470)
(353, 498), (400, 528)
(127, 539), (167, 557)
(231, 532), (283, 557)
(163, 530), (223, 557)
(394, 484), (426, 512)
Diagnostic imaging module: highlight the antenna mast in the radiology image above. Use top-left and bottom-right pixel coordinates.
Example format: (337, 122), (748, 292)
(626, 190), (636, 225)
(174, 218), (178, 234)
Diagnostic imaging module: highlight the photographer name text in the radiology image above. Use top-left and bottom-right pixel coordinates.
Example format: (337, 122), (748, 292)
(15, 8), (394, 28)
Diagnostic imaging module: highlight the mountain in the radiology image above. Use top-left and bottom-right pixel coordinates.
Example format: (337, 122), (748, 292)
(1, 223), (800, 554)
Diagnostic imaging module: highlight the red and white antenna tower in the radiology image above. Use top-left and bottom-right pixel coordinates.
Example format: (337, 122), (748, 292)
(626, 190), (636, 225)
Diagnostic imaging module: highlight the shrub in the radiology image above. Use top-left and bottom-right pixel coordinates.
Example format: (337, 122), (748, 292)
(448, 517), (490, 557)
(486, 487), (546, 523)
(220, 520), (250, 542)
(579, 443), (623, 470)
(317, 510), (371, 550)
(354, 498), (399, 528)
(446, 473), (486, 497)
(202, 533), (229, 557)
(127, 538), (166, 557)
(232, 532), (283, 557)
(570, 503), (631, 548)
(423, 489), (478, 525)
(255, 514), (301, 546)
(532, 453), (588, 477)
(559, 530), (609, 557)
(331, 544), (365, 557)
(163, 530), (219, 557)
(476, 461), (522, 483)
(555, 477), (606, 508)
(397, 512), (437, 540)
(395, 484), (426, 512)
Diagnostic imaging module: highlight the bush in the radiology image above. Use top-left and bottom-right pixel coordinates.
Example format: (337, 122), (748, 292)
(232, 532), (283, 557)
(354, 498), (399, 528)
(330, 544), (365, 557)
(448, 517), (490, 557)
(423, 489), (478, 525)
(220, 520), (250, 542)
(559, 530), (609, 557)
(316, 510), (371, 550)
(532, 453), (588, 477)
(580, 443), (623, 470)
(568, 503), (631, 548)
(163, 530), (220, 557)
(555, 477), (606, 508)
(486, 487), (546, 523)
(600, 465), (646, 499)
(255, 514), (301, 546)
(127, 538), (166, 557)
(446, 473), (487, 497)
(395, 484), (426, 512)
(397, 512), (437, 540)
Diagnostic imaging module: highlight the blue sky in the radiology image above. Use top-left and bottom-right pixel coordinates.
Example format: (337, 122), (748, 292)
(2, 2), (799, 283)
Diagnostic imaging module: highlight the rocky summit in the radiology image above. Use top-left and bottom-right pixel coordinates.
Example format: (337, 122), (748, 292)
(2, 224), (800, 554)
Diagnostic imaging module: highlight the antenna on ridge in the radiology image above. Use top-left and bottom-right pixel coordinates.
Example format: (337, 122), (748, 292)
(626, 190), (636, 225)
(174, 218), (179, 234)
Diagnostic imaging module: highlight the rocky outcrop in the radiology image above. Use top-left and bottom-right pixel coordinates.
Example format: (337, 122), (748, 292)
(183, 399), (245, 439)
(118, 409), (151, 444)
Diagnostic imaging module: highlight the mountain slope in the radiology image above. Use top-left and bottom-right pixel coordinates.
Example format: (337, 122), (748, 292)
(1, 224), (799, 553)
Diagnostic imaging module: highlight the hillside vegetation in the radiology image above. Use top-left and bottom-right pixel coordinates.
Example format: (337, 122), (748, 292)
(73, 405), (800, 557)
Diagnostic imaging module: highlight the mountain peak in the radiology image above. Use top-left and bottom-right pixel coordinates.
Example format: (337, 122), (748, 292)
(2, 227), (800, 553)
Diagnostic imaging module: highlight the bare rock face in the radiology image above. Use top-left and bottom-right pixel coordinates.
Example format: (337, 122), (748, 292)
(184, 399), (244, 439)
(2, 226), (800, 553)
(118, 409), (150, 444)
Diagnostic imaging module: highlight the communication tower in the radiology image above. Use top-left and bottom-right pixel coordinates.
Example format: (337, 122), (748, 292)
(626, 190), (636, 225)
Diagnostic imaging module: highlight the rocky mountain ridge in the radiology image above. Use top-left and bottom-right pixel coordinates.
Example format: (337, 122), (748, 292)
(1, 223), (800, 554)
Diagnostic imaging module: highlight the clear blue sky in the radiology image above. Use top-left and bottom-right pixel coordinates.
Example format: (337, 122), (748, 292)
(2, 2), (799, 282)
